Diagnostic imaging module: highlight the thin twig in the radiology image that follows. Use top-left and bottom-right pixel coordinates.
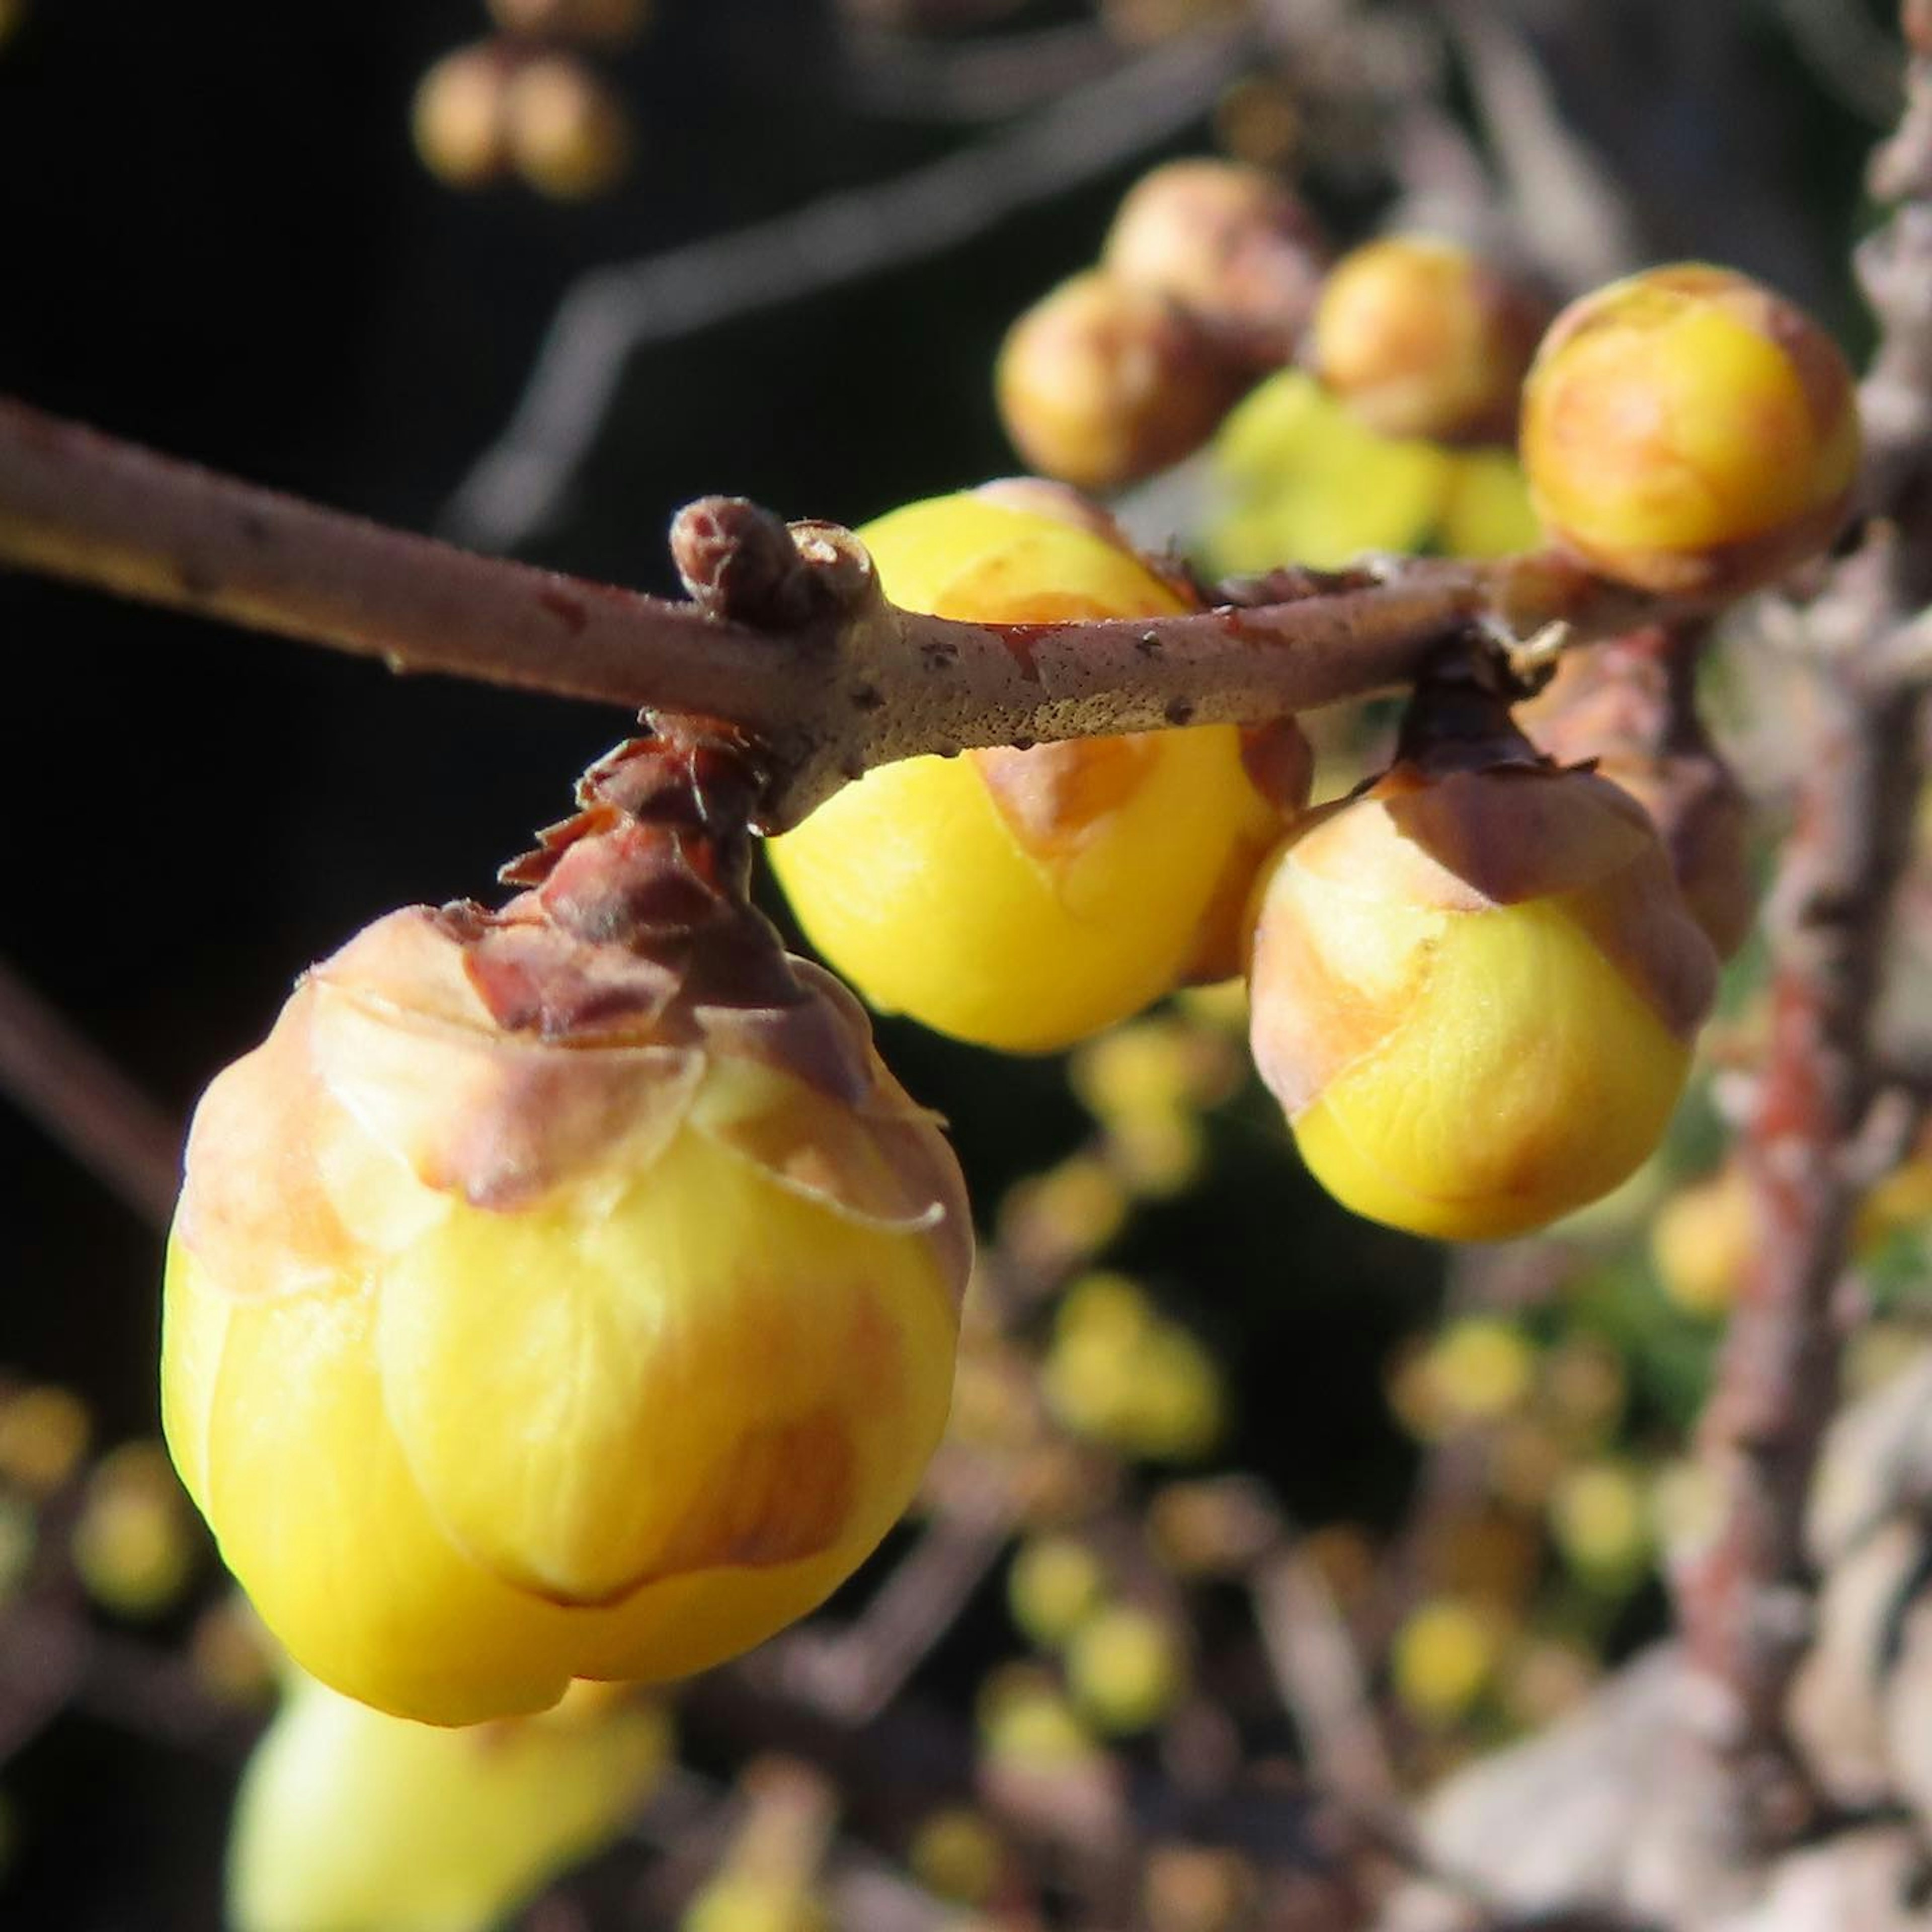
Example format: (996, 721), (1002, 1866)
(440, 24), (1257, 551)
(1671, 30), (1932, 1847)
(0, 954), (182, 1229)
(0, 398), (1663, 825)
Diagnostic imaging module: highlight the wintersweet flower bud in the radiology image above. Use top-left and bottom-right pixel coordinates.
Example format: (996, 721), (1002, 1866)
(504, 53), (632, 200)
(995, 272), (1247, 492)
(1520, 264), (1860, 595)
(412, 44), (514, 189)
(1102, 158), (1327, 368)
(228, 1673), (670, 1932)
(1310, 236), (1547, 445)
(164, 738), (970, 1725)
(767, 492), (1294, 1052)
(1248, 683), (1718, 1240)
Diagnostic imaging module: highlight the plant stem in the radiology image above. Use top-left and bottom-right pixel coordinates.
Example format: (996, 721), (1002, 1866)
(0, 397), (1661, 825)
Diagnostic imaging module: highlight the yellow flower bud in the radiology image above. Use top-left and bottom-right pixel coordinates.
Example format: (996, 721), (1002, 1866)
(995, 272), (1246, 492)
(1424, 1317), (1538, 1426)
(1548, 1459), (1651, 1582)
(1391, 1596), (1499, 1724)
(907, 1806), (1005, 1906)
(1652, 1165), (1754, 1318)
(72, 1441), (198, 1619)
(767, 493), (1287, 1052)
(0, 1383), (90, 1494)
(228, 1672), (670, 1932)
(505, 53), (632, 201)
(1065, 1603), (1188, 1735)
(1248, 756), (1718, 1240)
(412, 45), (513, 190)
(1311, 236), (1547, 445)
(1007, 1533), (1107, 1650)
(1102, 158), (1327, 368)
(163, 901), (969, 1725)
(1520, 264), (1859, 595)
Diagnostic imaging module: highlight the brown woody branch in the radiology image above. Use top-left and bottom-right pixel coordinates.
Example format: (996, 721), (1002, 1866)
(1671, 27), (1932, 1849)
(0, 397), (1669, 827)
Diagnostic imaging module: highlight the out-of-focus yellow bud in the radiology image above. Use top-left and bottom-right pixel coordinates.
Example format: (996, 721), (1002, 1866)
(163, 900), (969, 1724)
(977, 1665), (1099, 1767)
(1435, 448), (1543, 557)
(487, 0), (652, 46)
(1312, 236), (1547, 445)
(1486, 1421), (1567, 1511)
(1102, 158), (1327, 368)
(1147, 1477), (1280, 1579)
(412, 45), (513, 189)
(1520, 264), (1859, 596)
(683, 1879), (829, 1932)
(1043, 1273), (1225, 1462)
(907, 1806), (1005, 1906)
(0, 1384), (90, 1495)
(1652, 1166), (1754, 1318)
(228, 1673), (670, 1932)
(768, 493), (1287, 1052)
(995, 272), (1245, 492)
(1214, 74), (1301, 171)
(1857, 1145), (1932, 1245)
(1425, 1317), (1538, 1426)
(1204, 368), (1455, 574)
(1391, 1596), (1499, 1724)
(1549, 1459), (1651, 1582)
(1248, 753), (1719, 1240)
(1007, 1534), (1107, 1650)
(504, 53), (633, 200)
(72, 1441), (198, 1619)
(1066, 1603), (1188, 1735)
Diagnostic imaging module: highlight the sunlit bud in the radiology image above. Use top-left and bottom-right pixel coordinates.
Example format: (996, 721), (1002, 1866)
(1521, 264), (1860, 595)
(1311, 236), (1548, 445)
(412, 45), (514, 190)
(996, 272), (1246, 492)
(907, 1807), (1005, 1907)
(1008, 1534), (1108, 1650)
(1248, 704), (1719, 1240)
(487, 0), (652, 47)
(1425, 1317), (1538, 1426)
(230, 1673), (670, 1932)
(1549, 1459), (1651, 1583)
(1143, 1843), (1256, 1932)
(1066, 1603), (1189, 1735)
(1391, 1596), (1500, 1724)
(505, 53), (633, 200)
(72, 1442), (198, 1619)
(1103, 159), (1327, 368)
(1652, 1165), (1754, 1318)
(0, 1384), (90, 1495)
(769, 493), (1288, 1051)
(164, 844), (969, 1722)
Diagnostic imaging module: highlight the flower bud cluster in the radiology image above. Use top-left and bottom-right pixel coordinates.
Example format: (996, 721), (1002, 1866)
(997, 159), (1329, 492)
